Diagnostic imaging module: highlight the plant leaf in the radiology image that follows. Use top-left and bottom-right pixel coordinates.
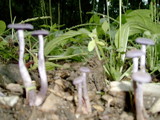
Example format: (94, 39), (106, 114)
(102, 20), (109, 33)
(89, 14), (100, 24)
(88, 40), (95, 52)
(78, 28), (91, 35)
(0, 20), (6, 35)
(97, 41), (105, 46)
(44, 30), (82, 56)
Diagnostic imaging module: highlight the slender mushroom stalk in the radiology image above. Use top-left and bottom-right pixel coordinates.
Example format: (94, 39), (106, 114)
(135, 38), (155, 117)
(31, 30), (49, 106)
(8, 24), (36, 106)
(132, 71), (151, 120)
(135, 38), (155, 72)
(126, 49), (144, 93)
(79, 67), (92, 113)
(126, 49), (145, 119)
(73, 76), (83, 113)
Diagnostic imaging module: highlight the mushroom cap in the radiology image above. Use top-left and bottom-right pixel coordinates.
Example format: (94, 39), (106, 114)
(79, 67), (90, 73)
(8, 24), (33, 30)
(73, 76), (83, 85)
(132, 71), (152, 83)
(32, 30), (49, 36)
(135, 38), (155, 45)
(126, 49), (144, 58)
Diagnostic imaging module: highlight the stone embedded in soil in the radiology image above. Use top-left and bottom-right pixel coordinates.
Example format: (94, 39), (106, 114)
(48, 88), (73, 101)
(0, 64), (23, 87)
(110, 81), (160, 97)
(102, 92), (126, 109)
(6, 83), (23, 93)
(55, 79), (65, 87)
(48, 84), (73, 101)
(92, 104), (104, 112)
(40, 92), (77, 120)
(149, 98), (160, 113)
(144, 95), (158, 109)
(0, 96), (19, 107)
(40, 88), (74, 112)
(40, 93), (63, 112)
(120, 112), (134, 120)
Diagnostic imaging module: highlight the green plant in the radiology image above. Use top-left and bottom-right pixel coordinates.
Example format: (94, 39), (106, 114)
(0, 20), (19, 63)
(86, 6), (160, 80)
(44, 28), (92, 61)
(0, 20), (6, 35)
(113, 7), (160, 75)
(87, 26), (130, 81)
(0, 38), (19, 63)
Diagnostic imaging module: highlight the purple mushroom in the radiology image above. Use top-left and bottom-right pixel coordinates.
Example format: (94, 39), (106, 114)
(31, 30), (49, 106)
(126, 49), (147, 119)
(135, 38), (155, 72)
(79, 67), (92, 113)
(73, 76), (83, 113)
(8, 24), (36, 106)
(126, 49), (144, 73)
(132, 71), (151, 120)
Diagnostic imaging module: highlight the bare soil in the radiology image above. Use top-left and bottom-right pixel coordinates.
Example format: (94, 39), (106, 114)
(0, 58), (160, 120)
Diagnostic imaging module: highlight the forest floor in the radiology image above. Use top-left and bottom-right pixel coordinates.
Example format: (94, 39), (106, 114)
(0, 57), (160, 120)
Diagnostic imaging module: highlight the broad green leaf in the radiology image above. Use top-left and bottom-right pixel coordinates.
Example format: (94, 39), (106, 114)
(115, 9), (160, 56)
(97, 41), (105, 46)
(126, 9), (152, 23)
(125, 9), (160, 34)
(115, 22), (130, 52)
(44, 30), (82, 56)
(89, 14), (100, 24)
(102, 20), (109, 33)
(0, 20), (6, 35)
(114, 22), (146, 62)
(114, 9), (160, 64)
(115, 22), (148, 53)
(88, 40), (95, 52)
(78, 28), (91, 35)
(89, 15), (100, 30)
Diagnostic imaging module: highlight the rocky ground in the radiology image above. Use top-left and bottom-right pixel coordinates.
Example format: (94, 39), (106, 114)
(0, 58), (160, 120)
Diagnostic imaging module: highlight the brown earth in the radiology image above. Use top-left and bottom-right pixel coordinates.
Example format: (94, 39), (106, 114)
(0, 57), (160, 120)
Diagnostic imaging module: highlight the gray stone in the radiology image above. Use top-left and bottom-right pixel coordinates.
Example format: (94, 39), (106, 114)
(0, 64), (23, 86)
(0, 95), (19, 107)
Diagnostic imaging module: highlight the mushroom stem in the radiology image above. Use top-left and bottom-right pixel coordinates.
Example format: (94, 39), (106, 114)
(135, 83), (145, 120)
(133, 57), (139, 73)
(33, 33), (48, 106)
(126, 49), (148, 120)
(140, 45), (148, 118)
(132, 71), (151, 120)
(17, 30), (36, 106)
(77, 82), (83, 111)
(135, 38), (155, 72)
(140, 45), (146, 72)
(81, 72), (92, 113)
(73, 76), (84, 113)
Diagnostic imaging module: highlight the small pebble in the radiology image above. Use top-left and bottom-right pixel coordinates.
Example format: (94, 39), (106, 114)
(6, 83), (23, 93)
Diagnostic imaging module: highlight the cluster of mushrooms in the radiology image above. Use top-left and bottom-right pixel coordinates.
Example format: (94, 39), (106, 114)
(126, 38), (155, 120)
(8, 24), (49, 106)
(8, 23), (92, 112)
(73, 67), (92, 114)
(7, 23), (155, 119)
